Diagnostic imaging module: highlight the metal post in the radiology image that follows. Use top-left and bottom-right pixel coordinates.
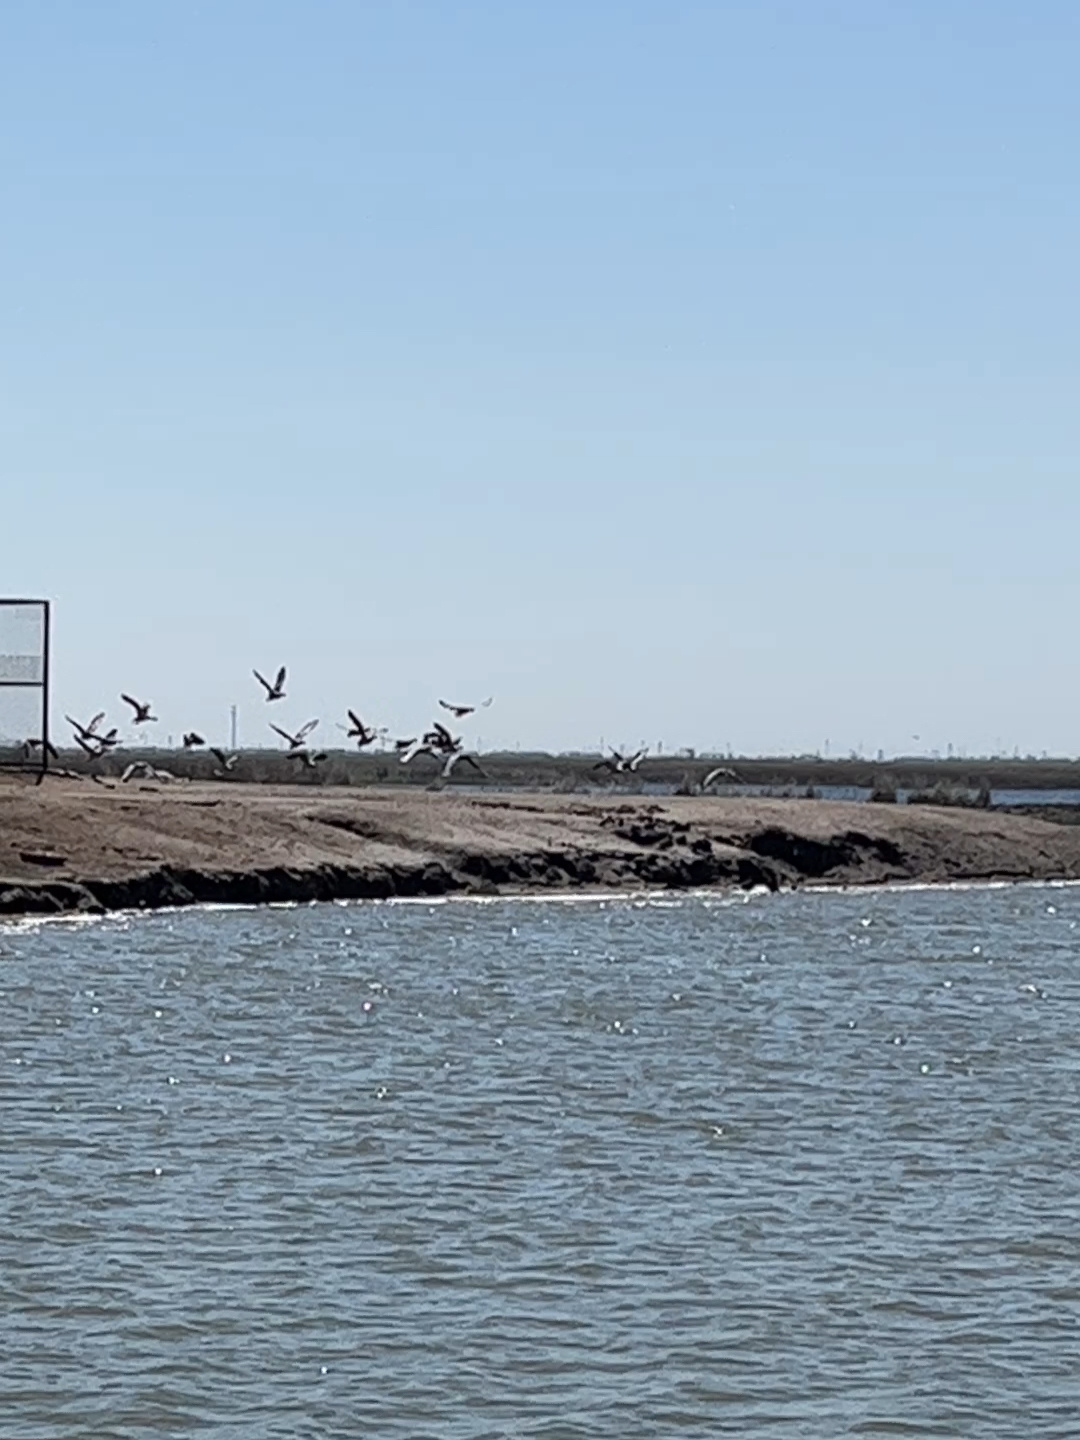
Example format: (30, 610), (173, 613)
(38, 601), (51, 784)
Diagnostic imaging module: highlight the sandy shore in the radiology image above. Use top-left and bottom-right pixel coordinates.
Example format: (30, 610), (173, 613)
(4, 776), (1080, 917)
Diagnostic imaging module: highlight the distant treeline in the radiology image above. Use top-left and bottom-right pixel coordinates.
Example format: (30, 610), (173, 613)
(4, 746), (1080, 793)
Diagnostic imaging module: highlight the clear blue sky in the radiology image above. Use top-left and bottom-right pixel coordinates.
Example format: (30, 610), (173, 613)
(3, 2), (1079, 757)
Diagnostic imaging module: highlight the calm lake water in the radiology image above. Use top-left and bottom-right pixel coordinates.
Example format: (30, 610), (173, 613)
(2, 886), (1079, 1438)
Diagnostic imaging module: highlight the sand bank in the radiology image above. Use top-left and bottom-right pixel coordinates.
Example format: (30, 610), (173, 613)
(3, 777), (1080, 917)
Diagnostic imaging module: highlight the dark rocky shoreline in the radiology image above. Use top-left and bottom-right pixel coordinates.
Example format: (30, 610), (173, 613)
(0, 825), (878, 916)
(4, 780), (1080, 919)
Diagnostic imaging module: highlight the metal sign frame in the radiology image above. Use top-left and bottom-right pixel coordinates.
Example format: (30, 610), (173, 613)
(0, 598), (51, 783)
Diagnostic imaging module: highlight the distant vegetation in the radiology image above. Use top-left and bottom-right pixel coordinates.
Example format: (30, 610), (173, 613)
(906, 782), (992, 809)
(3, 745), (1080, 799)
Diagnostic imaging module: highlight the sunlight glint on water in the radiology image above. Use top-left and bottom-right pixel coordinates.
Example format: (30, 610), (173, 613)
(1, 887), (1078, 1438)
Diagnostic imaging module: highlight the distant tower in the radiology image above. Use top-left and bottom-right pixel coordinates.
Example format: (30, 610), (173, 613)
(230, 704), (238, 750)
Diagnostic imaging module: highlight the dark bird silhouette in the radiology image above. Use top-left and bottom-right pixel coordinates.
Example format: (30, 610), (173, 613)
(67, 712), (119, 758)
(286, 748), (328, 770)
(66, 712), (106, 742)
(439, 697), (493, 719)
(121, 694), (157, 724)
(182, 731), (205, 749)
(425, 721), (457, 751)
(400, 721), (484, 779)
(270, 719), (319, 751)
(210, 747), (239, 774)
(253, 666), (287, 702)
(340, 711), (386, 749)
(74, 733), (111, 760)
(593, 748), (647, 775)
(401, 722), (460, 765)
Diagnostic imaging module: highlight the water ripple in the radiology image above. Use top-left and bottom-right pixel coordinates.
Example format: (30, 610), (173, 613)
(2, 886), (1079, 1436)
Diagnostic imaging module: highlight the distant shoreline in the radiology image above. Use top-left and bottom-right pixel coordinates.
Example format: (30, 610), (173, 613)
(5, 779), (1080, 920)
(5, 748), (1080, 799)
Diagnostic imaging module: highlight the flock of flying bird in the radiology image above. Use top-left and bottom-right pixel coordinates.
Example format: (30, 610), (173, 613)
(32, 664), (743, 789)
(54, 666), (498, 782)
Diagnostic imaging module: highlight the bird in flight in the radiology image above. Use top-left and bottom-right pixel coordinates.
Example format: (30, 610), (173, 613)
(22, 737), (59, 759)
(66, 713), (119, 757)
(270, 719), (319, 751)
(286, 748), (328, 770)
(121, 694), (157, 724)
(398, 740), (430, 765)
(66, 711), (106, 742)
(253, 666), (287, 702)
(340, 711), (386, 749)
(210, 747), (239, 774)
(400, 739), (484, 778)
(120, 760), (176, 784)
(425, 721), (457, 750)
(74, 732), (116, 759)
(440, 749), (486, 779)
(702, 766), (743, 789)
(182, 731), (205, 749)
(400, 720), (484, 779)
(400, 721), (459, 765)
(438, 697), (493, 719)
(593, 748), (648, 775)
